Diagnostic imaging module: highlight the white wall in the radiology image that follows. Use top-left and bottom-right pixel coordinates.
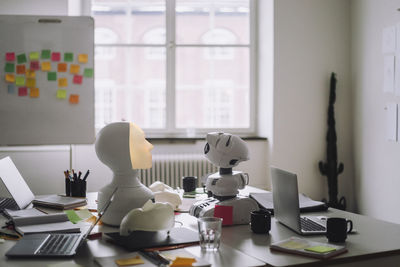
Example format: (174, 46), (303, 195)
(0, 0), (67, 15)
(351, 0), (400, 223)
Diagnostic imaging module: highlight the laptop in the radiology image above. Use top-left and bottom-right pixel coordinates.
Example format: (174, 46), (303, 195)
(271, 167), (327, 235)
(0, 157), (35, 211)
(6, 187), (118, 257)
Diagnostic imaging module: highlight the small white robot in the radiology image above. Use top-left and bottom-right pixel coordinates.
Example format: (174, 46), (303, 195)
(189, 132), (259, 225)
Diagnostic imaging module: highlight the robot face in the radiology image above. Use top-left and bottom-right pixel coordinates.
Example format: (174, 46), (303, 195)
(204, 132), (249, 168)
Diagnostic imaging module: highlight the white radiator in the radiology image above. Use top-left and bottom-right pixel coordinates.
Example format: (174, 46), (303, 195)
(138, 154), (218, 188)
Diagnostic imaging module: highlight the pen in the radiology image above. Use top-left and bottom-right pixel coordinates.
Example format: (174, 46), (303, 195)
(83, 170), (90, 181)
(78, 171), (82, 180)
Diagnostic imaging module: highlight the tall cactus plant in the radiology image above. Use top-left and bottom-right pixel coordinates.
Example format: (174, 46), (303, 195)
(318, 72), (346, 210)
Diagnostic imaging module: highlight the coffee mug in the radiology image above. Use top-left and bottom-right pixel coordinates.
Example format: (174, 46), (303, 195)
(250, 210), (271, 234)
(326, 217), (353, 242)
(182, 176), (197, 192)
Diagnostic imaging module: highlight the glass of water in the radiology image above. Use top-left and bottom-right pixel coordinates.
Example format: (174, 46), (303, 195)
(197, 217), (223, 251)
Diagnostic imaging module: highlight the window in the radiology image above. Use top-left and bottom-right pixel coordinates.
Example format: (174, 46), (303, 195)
(91, 0), (256, 136)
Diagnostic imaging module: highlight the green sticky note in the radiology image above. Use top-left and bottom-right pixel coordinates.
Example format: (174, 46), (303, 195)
(83, 68), (93, 78)
(64, 210), (82, 224)
(75, 209), (93, 220)
(17, 53), (27, 64)
(305, 246), (336, 253)
(41, 49), (51, 59)
(64, 52), (74, 62)
(56, 89), (67, 99)
(5, 63), (15, 73)
(48, 72), (57, 81)
(15, 76), (25, 86)
(29, 52), (39, 60)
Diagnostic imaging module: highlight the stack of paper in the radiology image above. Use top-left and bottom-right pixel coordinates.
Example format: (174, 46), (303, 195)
(32, 195), (87, 209)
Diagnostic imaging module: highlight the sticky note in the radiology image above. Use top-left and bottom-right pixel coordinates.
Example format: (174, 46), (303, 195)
(170, 257), (197, 267)
(64, 210), (82, 224)
(26, 69), (36, 78)
(30, 61), (40, 71)
(7, 84), (15, 94)
(83, 68), (93, 77)
(18, 87), (28, 96)
(17, 53), (27, 64)
(15, 76), (25, 86)
(41, 61), (51, 71)
(69, 94), (79, 104)
(29, 88), (39, 98)
(48, 72), (57, 81)
(64, 52), (74, 62)
(5, 74), (15, 83)
(51, 52), (61, 61)
(41, 49), (51, 59)
(58, 77), (68, 87)
(305, 246), (336, 253)
(70, 64), (80, 74)
(26, 78), (36, 88)
(73, 75), (83, 84)
(56, 89), (67, 99)
(58, 63), (67, 72)
(5, 63), (14, 73)
(78, 54), (88, 63)
(16, 65), (26, 74)
(115, 255), (144, 266)
(29, 52), (39, 60)
(6, 52), (15, 61)
(214, 205), (233, 225)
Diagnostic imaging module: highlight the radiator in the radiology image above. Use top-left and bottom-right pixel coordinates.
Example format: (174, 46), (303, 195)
(138, 154), (218, 188)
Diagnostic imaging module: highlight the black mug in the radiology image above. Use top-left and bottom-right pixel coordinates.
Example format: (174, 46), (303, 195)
(326, 217), (353, 242)
(182, 176), (197, 192)
(250, 210), (271, 234)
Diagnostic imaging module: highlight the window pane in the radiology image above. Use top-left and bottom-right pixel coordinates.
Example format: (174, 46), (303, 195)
(95, 47), (166, 129)
(176, 0), (249, 44)
(92, 0), (166, 44)
(176, 47), (249, 128)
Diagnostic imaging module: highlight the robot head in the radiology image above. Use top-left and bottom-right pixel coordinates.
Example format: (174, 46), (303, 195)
(204, 132), (249, 168)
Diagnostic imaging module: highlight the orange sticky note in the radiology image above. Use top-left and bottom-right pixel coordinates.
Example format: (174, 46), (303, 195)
(56, 89), (67, 99)
(170, 257), (197, 267)
(69, 94), (79, 104)
(26, 78), (36, 88)
(58, 77), (68, 87)
(30, 88), (39, 98)
(115, 255), (144, 266)
(78, 54), (88, 63)
(16, 65), (26, 74)
(70, 64), (80, 74)
(5, 74), (15, 83)
(58, 63), (67, 72)
(26, 69), (36, 78)
(41, 61), (51, 71)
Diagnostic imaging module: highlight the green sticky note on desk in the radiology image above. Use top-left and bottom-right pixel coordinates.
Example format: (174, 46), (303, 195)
(305, 246), (336, 253)
(64, 210), (82, 224)
(48, 72), (57, 81)
(41, 49), (51, 59)
(17, 53), (27, 64)
(64, 52), (74, 62)
(5, 63), (14, 73)
(83, 68), (93, 78)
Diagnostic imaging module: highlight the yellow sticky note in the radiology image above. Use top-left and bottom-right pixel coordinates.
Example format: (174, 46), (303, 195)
(29, 52), (39, 60)
(58, 77), (68, 87)
(5, 74), (15, 83)
(15, 76), (25, 86)
(41, 61), (51, 71)
(78, 54), (88, 63)
(56, 89), (67, 99)
(26, 69), (36, 78)
(26, 78), (36, 88)
(170, 257), (197, 267)
(30, 88), (39, 98)
(115, 255), (144, 266)
(70, 64), (80, 74)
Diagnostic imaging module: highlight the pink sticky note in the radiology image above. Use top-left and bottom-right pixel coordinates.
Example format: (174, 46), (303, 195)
(30, 61), (40, 70)
(18, 87), (28, 96)
(6, 52), (15, 61)
(214, 205), (233, 226)
(73, 75), (83, 84)
(51, 52), (61, 61)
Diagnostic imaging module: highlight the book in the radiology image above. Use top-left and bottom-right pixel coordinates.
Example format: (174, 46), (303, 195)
(270, 237), (347, 259)
(32, 195), (87, 209)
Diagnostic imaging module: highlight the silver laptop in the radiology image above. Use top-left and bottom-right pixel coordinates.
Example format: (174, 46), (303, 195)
(6, 187), (118, 257)
(271, 167), (327, 235)
(0, 157), (35, 211)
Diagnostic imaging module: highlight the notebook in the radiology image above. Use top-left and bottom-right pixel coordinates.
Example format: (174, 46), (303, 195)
(271, 167), (327, 235)
(6, 187), (117, 257)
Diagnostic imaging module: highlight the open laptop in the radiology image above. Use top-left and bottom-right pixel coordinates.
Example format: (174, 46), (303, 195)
(6, 187), (118, 257)
(271, 167), (327, 235)
(0, 156), (35, 211)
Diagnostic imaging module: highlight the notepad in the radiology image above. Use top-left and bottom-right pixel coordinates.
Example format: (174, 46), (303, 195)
(32, 195), (87, 210)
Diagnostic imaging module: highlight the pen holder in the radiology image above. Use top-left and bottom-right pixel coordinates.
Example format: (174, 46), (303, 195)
(66, 179), (86, 197)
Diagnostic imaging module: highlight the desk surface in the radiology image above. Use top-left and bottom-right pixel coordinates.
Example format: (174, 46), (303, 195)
(1, 188), (400, 267)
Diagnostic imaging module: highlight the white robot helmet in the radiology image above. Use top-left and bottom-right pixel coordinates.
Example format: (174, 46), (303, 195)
(204, 132), (249, 168)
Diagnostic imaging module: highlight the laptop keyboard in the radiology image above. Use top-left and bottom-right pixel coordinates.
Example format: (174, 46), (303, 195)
(36, 234), (81, 255)
(0, 197), (19, 211)
(300, 217), (326, 232)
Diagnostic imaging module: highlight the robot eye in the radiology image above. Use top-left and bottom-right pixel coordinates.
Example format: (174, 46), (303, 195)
(226, 136), (232, 146)
(204, 143), (210, 154)
(229, 159), (238, 165)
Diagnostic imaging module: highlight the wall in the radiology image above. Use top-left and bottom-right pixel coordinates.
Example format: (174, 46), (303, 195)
(351, 0), (400, 223)
(272, 0), (354, 210)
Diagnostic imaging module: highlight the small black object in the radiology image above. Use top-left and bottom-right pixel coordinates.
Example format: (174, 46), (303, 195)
(182, 176), (197, 192)
(250, 210), (271, 234)
(326, 217), (353, 243)
(70, 179), (86, 197)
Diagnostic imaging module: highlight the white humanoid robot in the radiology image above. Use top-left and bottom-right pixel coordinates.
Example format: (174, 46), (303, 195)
(189, 132), (259, 225)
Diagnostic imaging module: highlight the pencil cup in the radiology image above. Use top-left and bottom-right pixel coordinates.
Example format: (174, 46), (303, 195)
(71, 180), (86, 197)
(65, 178), (71, 196)
(197, 217), (222, 251)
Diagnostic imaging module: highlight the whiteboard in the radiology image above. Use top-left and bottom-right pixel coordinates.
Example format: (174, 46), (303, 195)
(0, 15), (94, 145)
